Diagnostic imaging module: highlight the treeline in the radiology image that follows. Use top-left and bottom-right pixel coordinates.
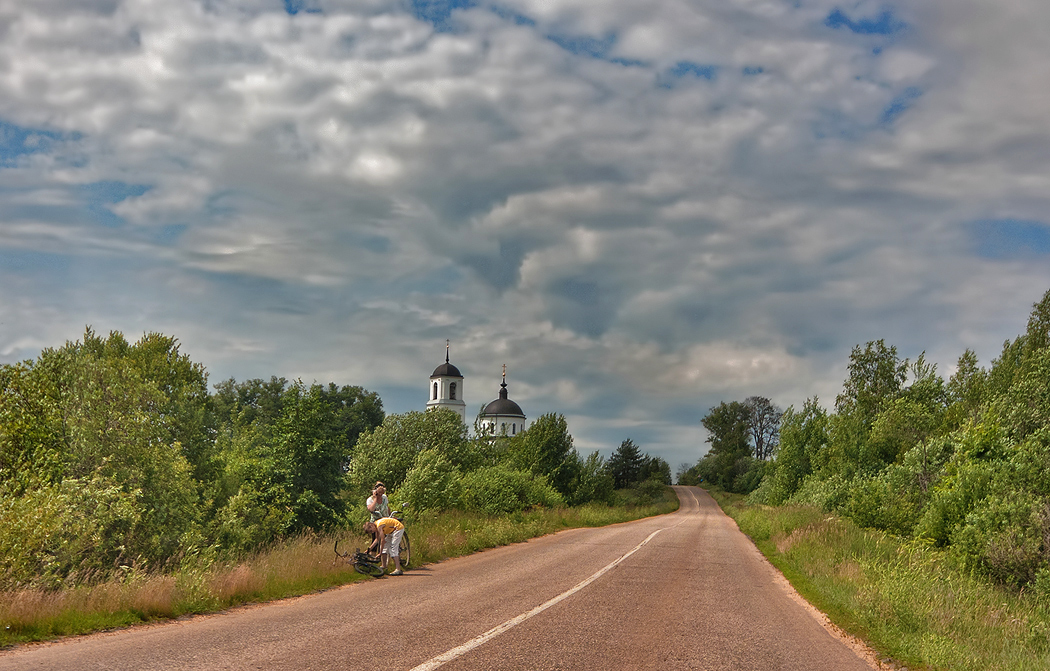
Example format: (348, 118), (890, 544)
(0, 328), (658, 590)
(345, 414), (670, 518)
(692, 289), (1050, 591)
(680, 396), (782, 492)
(608, 438), (672, 491)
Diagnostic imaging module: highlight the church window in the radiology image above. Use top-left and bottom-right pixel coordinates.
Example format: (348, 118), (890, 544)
(450, 382), (457, 400)
(433, 382), (438, 400)
(512, 423), (516, 435)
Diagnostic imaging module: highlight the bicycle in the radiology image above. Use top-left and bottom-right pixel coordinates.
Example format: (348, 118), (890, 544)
(390, 505), (411, 568)
(334, 542), (385, 577)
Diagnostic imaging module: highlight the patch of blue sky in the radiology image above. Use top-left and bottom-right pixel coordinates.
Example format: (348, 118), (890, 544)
(488, 4), (535, 27)
(151, 224), (187, 246)
(543, 30), (646, 67)
(411, 0), (477, 31)
(0, 249), (71, 275)
(742, 66), (764, 76)
(0, 119), (64, 167)
(880, 86), (922, 125)
(283, 0), (322, 15)
(546, 32), (615, 60)
(970, 219), (1050, 259)
(75, 181), (151, 228)
(825, 7), (906, 35)
(811, 85), (922, 140)
(658, 61), (718, 88)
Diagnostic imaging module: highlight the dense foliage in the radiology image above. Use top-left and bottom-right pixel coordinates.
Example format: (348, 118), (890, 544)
(0, 329), (384, 588)
(0, 330), (661, 590)
(607, 438), (672, 489)
(695, 289), (1050, 591)
(348, 411), (626, 518)
(682, 396), (782, 492)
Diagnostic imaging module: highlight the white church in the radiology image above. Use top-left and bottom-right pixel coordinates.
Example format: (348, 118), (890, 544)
(426, 342), (528, 436)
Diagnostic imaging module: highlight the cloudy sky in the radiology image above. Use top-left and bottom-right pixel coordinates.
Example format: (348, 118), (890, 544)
(2, 0), (1050, 470)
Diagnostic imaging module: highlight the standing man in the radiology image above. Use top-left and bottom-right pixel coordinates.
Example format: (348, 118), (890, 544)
(365, 482), (390, 555)
(366, 481), (390, 522)
(363, 517), (405, 576)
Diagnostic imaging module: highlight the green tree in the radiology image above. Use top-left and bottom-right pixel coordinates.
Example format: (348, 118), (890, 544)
(765, 398), (828, 504)
(835, 339), (908, 428)
(743, 396), (783, 460)
(212, 376), (288, 431)
(269, 381), (351, 531)
(946, 348), (986, 427)
(569, 452), (616, 505)
(398, 448), (463, 512)
(505, 413), (580, 499)
(0, 329), (203, 572)
(315, 383), (384, 456)
(347, 409), (469, 494)
(700, 401), (755, 492)
(638, 455), (672, 485)
(608, 438), (644, 489)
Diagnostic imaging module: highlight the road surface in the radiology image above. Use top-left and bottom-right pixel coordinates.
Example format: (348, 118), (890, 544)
(0, 486), (875, 670)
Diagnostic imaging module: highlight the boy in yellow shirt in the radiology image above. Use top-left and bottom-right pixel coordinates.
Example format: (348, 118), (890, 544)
(363, 517), (405, 575)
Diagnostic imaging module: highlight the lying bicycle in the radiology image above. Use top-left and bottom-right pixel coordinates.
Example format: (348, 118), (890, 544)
(334, 544), (386, 577)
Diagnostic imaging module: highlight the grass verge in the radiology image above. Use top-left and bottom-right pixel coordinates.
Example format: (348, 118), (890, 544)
(707, 488), (1050, 671)
(0, 492), (677, 648)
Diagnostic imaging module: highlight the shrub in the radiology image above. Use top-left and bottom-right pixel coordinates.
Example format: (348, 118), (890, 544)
(630, 478), (668, 505)
(0, 474), (140, 589)
(915, 452), (997, 546)
(789, 471), (853, 512)
(566, 452), (615, 506)
(460, 466), (563, 515)
(397, 449), (463, 512)
(950, 491), (1049, 588)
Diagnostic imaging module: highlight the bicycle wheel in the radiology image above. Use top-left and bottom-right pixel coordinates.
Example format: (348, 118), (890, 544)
(354, 560), (385, 577)
(397, 532), (410, 568)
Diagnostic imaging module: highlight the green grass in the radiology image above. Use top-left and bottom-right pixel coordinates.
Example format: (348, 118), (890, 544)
(0, 492), (678, 648)
(707, 488), (1050, 671)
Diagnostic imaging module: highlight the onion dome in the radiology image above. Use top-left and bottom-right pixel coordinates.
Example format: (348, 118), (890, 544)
(482, 375), (525, 419)
(431, 343), (462, 378)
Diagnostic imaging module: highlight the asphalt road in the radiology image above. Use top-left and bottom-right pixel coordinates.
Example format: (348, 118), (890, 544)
(0, 487), (875, 670)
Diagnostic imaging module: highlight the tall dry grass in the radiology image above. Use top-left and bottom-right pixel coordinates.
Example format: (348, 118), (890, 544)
(1, 492), (678, 648)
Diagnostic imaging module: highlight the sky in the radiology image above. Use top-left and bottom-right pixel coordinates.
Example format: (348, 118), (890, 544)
(2, 0), (1050, 471)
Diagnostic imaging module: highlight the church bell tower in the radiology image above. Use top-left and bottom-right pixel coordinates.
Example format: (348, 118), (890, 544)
(426, 340), (466, 422)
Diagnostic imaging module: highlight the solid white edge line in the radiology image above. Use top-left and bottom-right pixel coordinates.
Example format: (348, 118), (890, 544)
(408, 528), (667, 671)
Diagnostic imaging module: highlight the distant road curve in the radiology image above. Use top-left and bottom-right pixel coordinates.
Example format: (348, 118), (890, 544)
(0, 487), (875, 670)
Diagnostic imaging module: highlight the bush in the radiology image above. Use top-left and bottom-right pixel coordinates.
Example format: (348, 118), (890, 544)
(566, 452), (615, 506)
(0, 474), (141, 589)
(460, 466), (563, 515)
(789, 472), (853, 512)
(915, 452), (997, 546)
(630, 478), (669, 505)
(950, 491), (1049, 588)
(841, 471), (919, 536)
(397, 449), (463, 512)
